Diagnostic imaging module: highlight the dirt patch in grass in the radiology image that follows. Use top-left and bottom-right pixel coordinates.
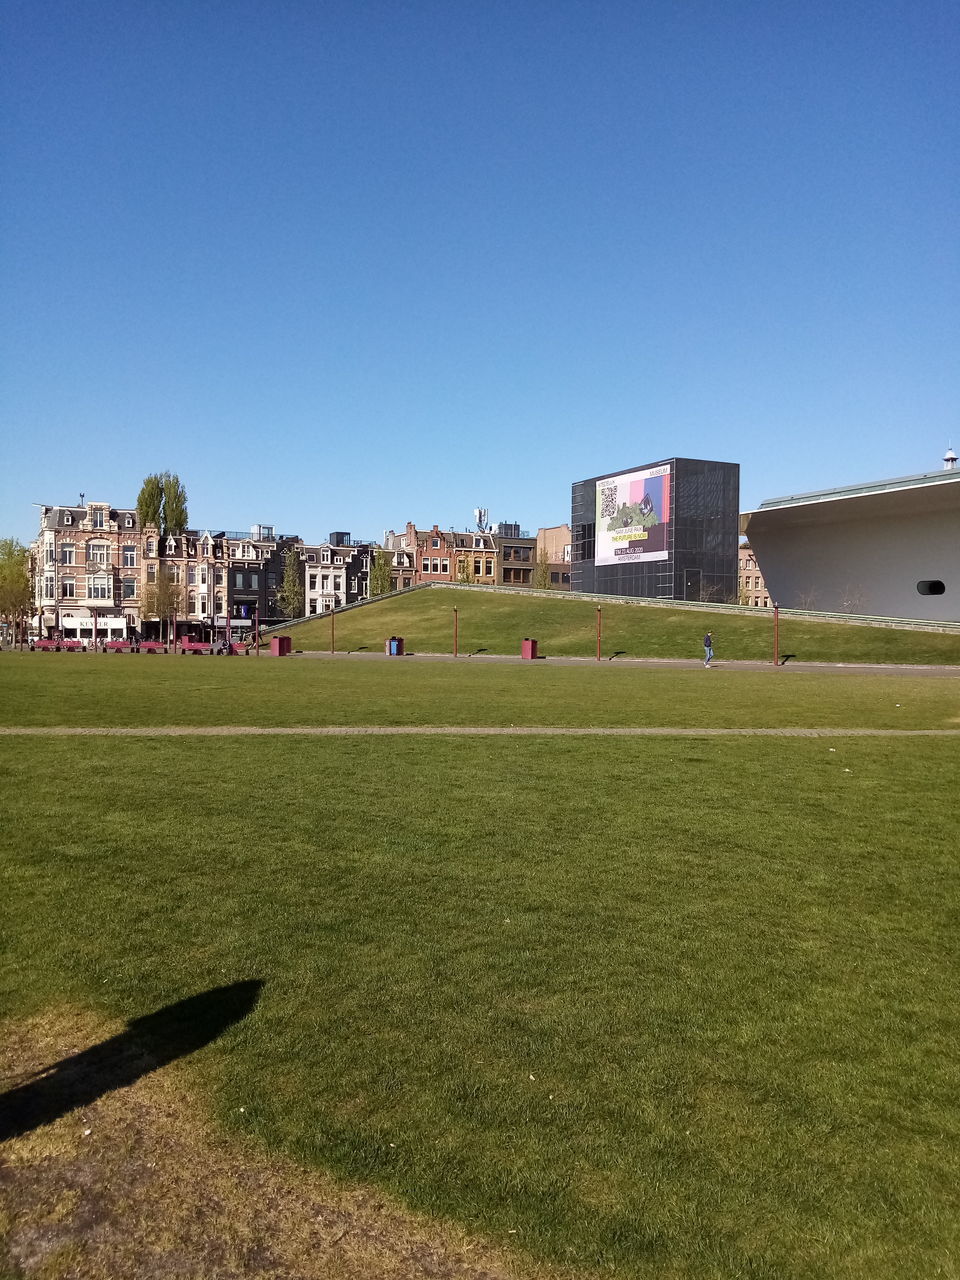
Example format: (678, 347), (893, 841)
(0, 1009), (558, 1280)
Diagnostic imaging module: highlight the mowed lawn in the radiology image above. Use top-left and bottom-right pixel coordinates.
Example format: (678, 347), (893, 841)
(1, 651), (959, 730)
(283, 586), (960, 666)
(2, 657), (960, 1277)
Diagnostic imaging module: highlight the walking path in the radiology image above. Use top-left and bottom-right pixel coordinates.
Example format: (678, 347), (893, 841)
(2, 725), (959, 737)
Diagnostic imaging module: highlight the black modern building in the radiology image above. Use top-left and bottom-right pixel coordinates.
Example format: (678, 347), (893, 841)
(571, 457), (740, 601)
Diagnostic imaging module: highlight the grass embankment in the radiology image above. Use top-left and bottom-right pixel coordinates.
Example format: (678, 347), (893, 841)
(2, 725), (960, 1278)
(0, 651), (958, 729)
(284, 587), (960, 665)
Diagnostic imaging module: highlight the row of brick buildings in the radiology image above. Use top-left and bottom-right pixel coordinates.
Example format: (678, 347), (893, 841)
(29, 500), (573, 642)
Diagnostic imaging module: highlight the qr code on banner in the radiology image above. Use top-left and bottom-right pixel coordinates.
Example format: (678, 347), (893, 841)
(599, 485), (618, 518)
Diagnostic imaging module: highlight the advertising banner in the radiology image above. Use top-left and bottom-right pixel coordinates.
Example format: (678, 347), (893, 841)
(595, 463), (671, 565)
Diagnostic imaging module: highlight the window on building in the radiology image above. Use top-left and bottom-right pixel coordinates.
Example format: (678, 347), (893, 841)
(122, 545), (136, 567)
(122, 578), (136, 599)
(92, 509), (105, 529)
(200, 567), (208, 585)
(43, 575), (55, 598)
(321, 549), (331, 563)
(88, 575), (112, 599)
(215, 595), (223, 612)
(63, 512), (73, 525)
(60, 544), (75, 565)
(474, 558), (482, 576)
(215, 569), (224, 585)
(169, 565), (181, 584)
(432, 539), (440, 549)
(423, 559), (430, 573)
(550, 572), (560, 584)
(199, 595), (207, 614)
(188, 593), (197, 613)
(485, 559), (492, 576)
(309, 600), (317, 614)
(188, 566), (197, 585)
(234, 572), (243, 588)
(61, 579), (76, 598)
(431, 558), (440, 573)
(441, 559), (449, 574)
(309, 574), (317, 590)
(321, 574), (329, 589)
(165, 536), (176, 554)
(249, 573), (258, 589)
(306, 553), (317, 563)
(266, 572), (275, 588)
(146, 539), (156, 557)
(87, 543), (109, 564)
(402, 577), (411, 589)
(334, 555), (343, 564)
(147, 564), (157, 584)
(125, 515), (134, 527)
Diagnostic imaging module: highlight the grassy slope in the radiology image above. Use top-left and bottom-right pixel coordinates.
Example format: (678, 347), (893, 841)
(283, 588), (960, 665)
(2, 731), (959, 1278)
(1, 652), (959, 728)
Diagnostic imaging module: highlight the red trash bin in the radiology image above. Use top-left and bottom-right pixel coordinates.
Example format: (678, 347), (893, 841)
(270, 636), (292, 657)
(521, 638), (538, 660)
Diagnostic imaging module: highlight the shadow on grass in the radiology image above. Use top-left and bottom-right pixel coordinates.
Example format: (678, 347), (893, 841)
(0, 980), (263, 1142)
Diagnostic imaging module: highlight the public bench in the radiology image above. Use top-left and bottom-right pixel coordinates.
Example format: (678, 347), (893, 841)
(180, 640), (213, 655)
(138, 642), (166, 654)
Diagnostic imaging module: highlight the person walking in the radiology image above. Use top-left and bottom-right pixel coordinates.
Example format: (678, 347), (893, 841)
(703, 631), (714, 666)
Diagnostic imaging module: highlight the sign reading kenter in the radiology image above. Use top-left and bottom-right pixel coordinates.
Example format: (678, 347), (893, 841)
(595, 463), (671, 565)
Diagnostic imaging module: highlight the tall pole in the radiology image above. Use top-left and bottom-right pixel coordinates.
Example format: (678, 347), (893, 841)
(773, 603), (780, 667)
(330, 605), (335, 655)
(92, 607), (98, 651)
(453, 606), (458, 657)
(596, 606), (602, 662)
(255, 604), (260, 657)
(172, 610), (178, 653)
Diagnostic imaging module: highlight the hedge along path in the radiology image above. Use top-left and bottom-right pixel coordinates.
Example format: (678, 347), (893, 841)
(2, 726), (960, 737)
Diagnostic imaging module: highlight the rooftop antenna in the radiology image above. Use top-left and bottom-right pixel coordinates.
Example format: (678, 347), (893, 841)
(944, 445), (957, 472)
(474, 507), (488, 532)
(79, 492), (85, 506)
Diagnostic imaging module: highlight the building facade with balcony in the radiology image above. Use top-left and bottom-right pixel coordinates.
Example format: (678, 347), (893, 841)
(31, 500), (149, 641)
(301, 534), (373, 615)
(738, 542), (770, 608)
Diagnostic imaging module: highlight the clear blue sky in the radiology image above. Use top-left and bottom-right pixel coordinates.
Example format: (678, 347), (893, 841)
(2, 0), (957, 545)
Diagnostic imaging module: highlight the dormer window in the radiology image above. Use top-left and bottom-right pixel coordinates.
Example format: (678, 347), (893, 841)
(63, 512), (73, 526)
(124, 515), (134, 528)
(92, 509), (105, 529)
(321, 550), (331, 564)
(165, 536), (176, 554)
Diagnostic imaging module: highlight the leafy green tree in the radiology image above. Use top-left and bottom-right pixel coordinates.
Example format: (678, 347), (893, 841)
(0, 538), (31, 641)
(276, 546), (304, 618)
(136, 474), (164, 531)
(141, 567), (183, 642)
(533, 547), (552, 590)
(457, 555), (474, 584)
(371, 548), (393, 596)
(161, 472), (189, 534)
(136, 472), (188, 534)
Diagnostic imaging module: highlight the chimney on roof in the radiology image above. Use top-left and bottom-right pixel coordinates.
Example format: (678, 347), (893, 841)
(945, 447), (958, 471)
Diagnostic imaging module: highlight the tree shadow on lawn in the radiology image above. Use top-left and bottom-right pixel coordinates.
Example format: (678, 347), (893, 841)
(0, 980), (263, 1142)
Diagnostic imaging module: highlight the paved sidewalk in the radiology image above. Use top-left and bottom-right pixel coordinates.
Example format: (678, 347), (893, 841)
(289, 650), (960, 677)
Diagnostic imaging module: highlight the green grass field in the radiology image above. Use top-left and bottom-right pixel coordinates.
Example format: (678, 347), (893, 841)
(2, 653), (960, 1278)
(282, 586), (960, 665)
